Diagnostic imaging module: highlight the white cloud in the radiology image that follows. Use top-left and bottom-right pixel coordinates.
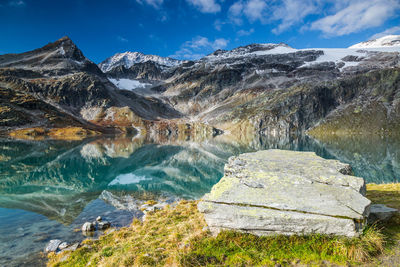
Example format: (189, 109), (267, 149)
(228, 0), (268, 24)
(213, 38), (229, 49)
(228, 1), (244, 25)
(271, 0), (320, 34)
(136, 0), (163, 8)
(226, 0), (400, 37)
(214, 19), (227, 31)
(171, 36), (229, 60)
(244, 0), (267, 22)
(117, 36), (129, 42)
(9, 0), (25, 7)
(310, 0), (400, 37)
(370, 26), (400, 40)
(237, 28), (255, 37)
(186, 0), (221, 13)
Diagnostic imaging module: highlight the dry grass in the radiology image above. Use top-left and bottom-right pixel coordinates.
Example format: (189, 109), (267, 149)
(48, 186), (398, 267)
(48, 201), (207, 267)
(8, 127), (99, 141)
(48, 127), (99, 140)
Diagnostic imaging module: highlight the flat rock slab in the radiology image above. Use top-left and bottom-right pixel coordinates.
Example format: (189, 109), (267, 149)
(369, 204), (398, 223)
(198, 149), (371, 237)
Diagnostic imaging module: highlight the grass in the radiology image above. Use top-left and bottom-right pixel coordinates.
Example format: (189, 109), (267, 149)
(48, 184), (400, 267)
(8, 127), (99, 141)
(366, 183), (400, 263)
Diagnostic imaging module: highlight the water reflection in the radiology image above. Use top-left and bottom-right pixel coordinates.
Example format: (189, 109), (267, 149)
(0, 134), (399, 266)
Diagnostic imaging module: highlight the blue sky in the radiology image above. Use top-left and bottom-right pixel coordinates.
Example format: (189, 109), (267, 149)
(1, 0), (399, 63)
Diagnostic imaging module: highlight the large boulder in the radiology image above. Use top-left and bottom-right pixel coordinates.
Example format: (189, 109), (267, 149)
(198, 149), (371, 237)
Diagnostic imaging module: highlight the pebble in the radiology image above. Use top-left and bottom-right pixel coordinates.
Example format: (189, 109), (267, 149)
(96, 216), (102, 222)
(45, 239), (62, 253)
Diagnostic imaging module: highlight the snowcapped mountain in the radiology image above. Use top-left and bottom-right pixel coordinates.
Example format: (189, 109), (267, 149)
(195, 38), (400, 71)
(203, 43), (296, 60)
(99, 52), (184, 72)
(349, 35), (400, 48)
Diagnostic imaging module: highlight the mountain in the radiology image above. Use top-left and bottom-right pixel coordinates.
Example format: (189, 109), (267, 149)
(1, 35), (399, 140)
(98, 52), (187, 89)
(99, 51), (184, 72)
(349, 35), (400, 48)
(0, 36), (181, 139)
(144, 39), (400, 137)
(0, 36), (102, 76)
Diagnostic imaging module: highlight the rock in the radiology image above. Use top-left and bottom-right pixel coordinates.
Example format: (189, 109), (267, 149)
(45, 239), (62, 253)
(368, 204), (398, 223)
(153, 203), (166, 210)
(62, 242), (80, 252)
(58, 242), (68, 250)
(96, 216), (102, 222)
(198, 150), (371, 237)
(82, 222), (95, 232)
(140, 203), (166, 213)
(98, 221), (111, 230)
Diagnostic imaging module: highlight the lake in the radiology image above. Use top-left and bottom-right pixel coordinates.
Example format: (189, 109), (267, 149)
(0, 134), (399, 266)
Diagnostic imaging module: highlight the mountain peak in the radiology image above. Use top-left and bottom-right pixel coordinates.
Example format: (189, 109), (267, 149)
(349, 35), (400, 48)
(0, 36), (102, 75)
(99, 52), (184, 73)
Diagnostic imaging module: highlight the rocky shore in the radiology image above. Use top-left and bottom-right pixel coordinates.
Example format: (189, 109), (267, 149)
(47, 150), (400, 267)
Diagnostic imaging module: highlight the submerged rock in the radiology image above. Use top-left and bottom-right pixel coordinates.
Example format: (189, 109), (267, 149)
(82, 222), (95, 232)
(45, 239), (62, 253)
(98, 221), (111, 230)
(198, 149), (371, 237)
(368, 204), (398, 223)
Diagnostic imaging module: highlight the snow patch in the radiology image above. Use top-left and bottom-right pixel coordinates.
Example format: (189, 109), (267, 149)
(100, 52), (184, 72)
(302, 48), (365, 67)
(250, 46), (298, 55)
(109, 78), (151, 91)
(349, 35), (400, 48)
(109, 173), (150, 186)
(59, 47), (65, 56)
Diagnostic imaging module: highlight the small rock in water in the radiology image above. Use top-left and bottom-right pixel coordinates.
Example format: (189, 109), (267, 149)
(368, 204), (398, 223)
(98, 221), (111, 230)
(58, 242), (68, 250)
(96, 216), (102, 222)
(82, 222), (95, 232)
(45, 239), (62, 252)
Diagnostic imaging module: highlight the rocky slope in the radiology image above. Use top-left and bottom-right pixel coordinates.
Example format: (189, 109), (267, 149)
(100, 36), (400, 138)
(1, 35), (399, 139)
(0, 36), (181, 138)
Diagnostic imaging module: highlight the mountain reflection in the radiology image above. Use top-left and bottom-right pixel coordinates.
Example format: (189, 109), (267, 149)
(0, 134), (399, 225)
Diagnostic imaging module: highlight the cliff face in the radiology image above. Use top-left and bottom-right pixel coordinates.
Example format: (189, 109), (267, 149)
(101, 40), (400, 137)
(0, 37), (182, 138)
(1, 36), (400, 139)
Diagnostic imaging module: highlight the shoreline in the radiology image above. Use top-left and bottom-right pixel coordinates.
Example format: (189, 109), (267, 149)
(47, 183), (400, 266)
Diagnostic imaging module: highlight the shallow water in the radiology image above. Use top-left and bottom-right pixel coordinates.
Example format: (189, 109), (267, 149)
(0, 134), (399, 266)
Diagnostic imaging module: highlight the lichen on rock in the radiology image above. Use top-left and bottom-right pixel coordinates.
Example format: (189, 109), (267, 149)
(198, 149), (371, 237)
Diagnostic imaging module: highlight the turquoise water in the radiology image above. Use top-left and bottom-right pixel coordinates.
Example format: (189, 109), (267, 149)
(0, 135), (399, 266)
